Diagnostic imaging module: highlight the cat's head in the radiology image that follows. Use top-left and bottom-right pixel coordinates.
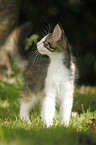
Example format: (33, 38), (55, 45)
(37, 24), (67, 56)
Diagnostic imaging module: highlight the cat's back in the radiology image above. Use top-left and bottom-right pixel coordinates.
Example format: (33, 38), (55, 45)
(24, 56), (50, 94)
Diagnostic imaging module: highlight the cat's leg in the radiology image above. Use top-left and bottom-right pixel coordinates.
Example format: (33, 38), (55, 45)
(19, 95), (37, 123)
(41, 90), (56, 127)
(59, 83), (74, 126)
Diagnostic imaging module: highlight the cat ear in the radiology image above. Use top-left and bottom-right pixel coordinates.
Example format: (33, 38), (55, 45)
(52, 24), (63, 42)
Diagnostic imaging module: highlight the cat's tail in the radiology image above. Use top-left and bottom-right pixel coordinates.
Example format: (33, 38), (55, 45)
(14, 22), (33, 70)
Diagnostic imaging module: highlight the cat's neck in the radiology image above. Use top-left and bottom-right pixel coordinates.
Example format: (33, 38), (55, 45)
(49, 52), (64, 63)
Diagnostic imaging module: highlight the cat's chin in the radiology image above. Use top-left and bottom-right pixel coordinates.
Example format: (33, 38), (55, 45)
(37, 46), (51, 56)
(37, 49), (46, 55)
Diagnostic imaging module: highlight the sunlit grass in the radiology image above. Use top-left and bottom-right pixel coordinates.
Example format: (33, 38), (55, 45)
(0, 80), (96, 145)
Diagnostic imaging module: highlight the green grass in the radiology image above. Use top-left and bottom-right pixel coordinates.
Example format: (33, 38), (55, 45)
(0, 79), (96, 145)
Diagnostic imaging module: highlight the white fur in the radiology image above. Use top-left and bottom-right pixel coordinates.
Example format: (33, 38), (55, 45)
(20, 35), (74, 127)
(37, 35), (52, 56)
(40, 53), (73, 127)
(37, 36), (74, 127)
(19, 96), (37, 123)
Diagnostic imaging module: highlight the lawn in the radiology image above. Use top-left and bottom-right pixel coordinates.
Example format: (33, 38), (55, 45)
(0, 77), (96, 145)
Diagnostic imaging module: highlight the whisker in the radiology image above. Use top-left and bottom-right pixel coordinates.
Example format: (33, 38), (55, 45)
(43, 18), (50, 34)
(27, 50), (37, 57)
(30, 50), (37, 55)
(42, 28), (48, 35)
(48, 21), (52, 33)
(41, 18), (49, 35)
(30, 50), (38, 62)
(32, 51), (39, 64)
(37, 53), (42, 64)
(30, 51), (37, 58)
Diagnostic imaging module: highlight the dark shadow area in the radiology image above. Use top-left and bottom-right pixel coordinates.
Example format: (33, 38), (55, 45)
(19, 0), (96, 85)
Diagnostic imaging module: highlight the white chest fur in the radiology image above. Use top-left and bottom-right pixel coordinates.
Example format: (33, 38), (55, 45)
(46, 53), (70, 97)
(41, 53), (73, 127)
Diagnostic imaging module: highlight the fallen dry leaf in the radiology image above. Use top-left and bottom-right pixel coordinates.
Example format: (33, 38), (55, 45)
(72, 111), (78, 117)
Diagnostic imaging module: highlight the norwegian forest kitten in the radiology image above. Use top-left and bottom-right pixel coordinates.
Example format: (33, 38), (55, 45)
(16, 23), (76, 127)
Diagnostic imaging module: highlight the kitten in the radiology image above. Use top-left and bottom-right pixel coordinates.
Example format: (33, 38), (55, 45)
(16, 23), (76, 127)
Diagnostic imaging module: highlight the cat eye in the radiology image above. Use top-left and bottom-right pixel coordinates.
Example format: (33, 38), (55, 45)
(44, 41), (49, 47)
(43, 41), (55, 52)
(47, 42), (52, 48)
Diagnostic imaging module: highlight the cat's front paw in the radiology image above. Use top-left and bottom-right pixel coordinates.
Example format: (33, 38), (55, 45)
(43, 121), (53, 128)
(19, 114), (31, 124)
(60, 119), (70, 127)
(41, 116), (53, 128)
